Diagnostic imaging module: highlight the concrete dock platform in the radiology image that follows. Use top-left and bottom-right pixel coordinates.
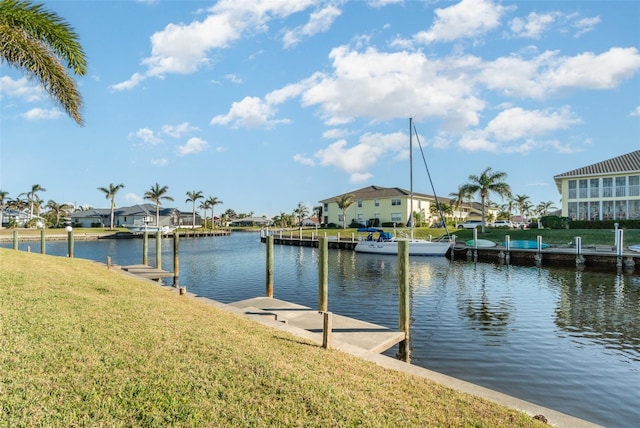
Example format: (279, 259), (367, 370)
(228, 296), (405, 353)
(121, 264), (174, 280)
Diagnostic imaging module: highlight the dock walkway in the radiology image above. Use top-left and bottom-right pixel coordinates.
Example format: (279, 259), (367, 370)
(227, 296), (405, 353)
(121, 264), (174, 281)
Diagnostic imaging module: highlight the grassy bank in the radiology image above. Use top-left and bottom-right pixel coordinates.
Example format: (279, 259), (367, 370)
(0, 249), (544, 427)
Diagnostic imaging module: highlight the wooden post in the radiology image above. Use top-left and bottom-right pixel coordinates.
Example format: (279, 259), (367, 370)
(322, 311), (333, 349)
(266, 235), (274, 297)
(156, 232), (162, 270)
(142, 231), (149, 265)
(398, 240), (410, 363)
(107, 256), (112, 269)
(12, 230), (18, 250)
(173, 232), (179, 287)
(40, 229), (46, 254)
(318, 237), (328, 312)
(67, 228), (74, 258)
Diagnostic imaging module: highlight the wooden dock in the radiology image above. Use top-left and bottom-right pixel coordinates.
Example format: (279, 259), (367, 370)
(228, 296), (405, 353)
(121, 264), (174, 281)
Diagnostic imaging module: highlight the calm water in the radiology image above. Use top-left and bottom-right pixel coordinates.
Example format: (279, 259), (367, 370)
(5, 232), (640, 427)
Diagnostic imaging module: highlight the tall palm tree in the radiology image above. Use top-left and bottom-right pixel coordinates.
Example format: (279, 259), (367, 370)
(0, 0), (87, 125)
(185, 190), (204, 230)
(199, 200), (211, 229)
(206, 196), (223, 229)
(0, 190), (8, 229)
(459, 167), (512, 233)
(19, 184), (46, 221)
(335, 193), (355, 229)
(143, 183), (173, 228)
(97, 183), (125, 230)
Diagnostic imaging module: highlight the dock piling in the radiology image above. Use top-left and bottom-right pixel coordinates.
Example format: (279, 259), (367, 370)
(318, 237), (328, 312)
(266, 235), (274, 297)
(398, 240), (410, 363)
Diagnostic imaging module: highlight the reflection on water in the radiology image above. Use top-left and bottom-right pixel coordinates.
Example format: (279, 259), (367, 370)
(3, 233), (640, 427)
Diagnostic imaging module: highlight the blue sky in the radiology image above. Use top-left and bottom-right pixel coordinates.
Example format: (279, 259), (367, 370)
(1, 0), (639, 218)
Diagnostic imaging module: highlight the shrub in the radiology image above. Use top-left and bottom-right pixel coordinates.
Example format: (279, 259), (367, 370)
(541, 215), (570, 229)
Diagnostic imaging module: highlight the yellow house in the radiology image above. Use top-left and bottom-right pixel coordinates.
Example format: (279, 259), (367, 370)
(554, 150), (640, 220)
(318, 185), (485, 227)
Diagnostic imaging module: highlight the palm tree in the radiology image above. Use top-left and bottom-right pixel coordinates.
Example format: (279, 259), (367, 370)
(513, 194), (531, 225)
(0, 0), (87, 125)
(19, 184), (46, 221)
(0, 190), (8, 229)
(143, 183), (173, 228)
(199, 200), (211, 229)
(97, 183), (125, 230)
(293, 202), (309, 226)
(459, 167), (512, 233)
(185, 190), (204, 230)
(206, 196), (223, 229)
(45, 199), (72, 228)
(335, 193), (355, 229)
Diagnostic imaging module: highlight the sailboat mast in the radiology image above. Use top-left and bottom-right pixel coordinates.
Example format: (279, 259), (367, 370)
(409, 117), (414, 239)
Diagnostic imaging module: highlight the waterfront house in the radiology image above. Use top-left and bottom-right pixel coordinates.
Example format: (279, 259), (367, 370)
(554, 150), (640, 220)
(70, 204), (199, 228)
(229, 216), (273, 227)
(318, 185), (487, 227)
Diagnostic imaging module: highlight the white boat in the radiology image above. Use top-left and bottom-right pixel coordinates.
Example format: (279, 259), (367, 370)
(629, 244), (640, 253)
(126, 225), (172, 234)
(465, 239), (497, 248)
(354, 118), (452, 257)
(355, 228), (451, 256)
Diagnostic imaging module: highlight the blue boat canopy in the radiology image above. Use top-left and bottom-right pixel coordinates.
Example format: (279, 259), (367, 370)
(357, 228), (384, 233)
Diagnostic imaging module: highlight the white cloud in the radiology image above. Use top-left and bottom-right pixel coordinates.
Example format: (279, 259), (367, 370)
(509, 12), (559, 39)
(479, 47), (640, 99)
(124, 192), (144, 203)
(294, 130), (407, 182)
(21, 108), (62, 120)
(129, 127), (163, 145)
(413, 0), (506, 44)
(282, 4), (342, 48)
(162, 122), (200, 138)
(573, 16), (600, 38)
(177, 137), (209, 155)
(0, 76), (43, 101)
(112, 0), (316, 90)
(210, 96), (290, 128)
(631, 106), (640, 117)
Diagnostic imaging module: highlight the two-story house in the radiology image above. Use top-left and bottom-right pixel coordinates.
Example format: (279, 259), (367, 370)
(554, 150), (640, 221)
(319, 185), (484, 227)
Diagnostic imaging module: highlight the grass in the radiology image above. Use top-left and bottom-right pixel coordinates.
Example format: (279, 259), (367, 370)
(0, 249), (546, 427)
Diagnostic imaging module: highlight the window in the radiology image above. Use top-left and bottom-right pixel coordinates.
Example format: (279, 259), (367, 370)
(357, 200), (362, 208)
(391, 213), (402, 222)
(391, 199), (401, 206)
(602, 178), (613, 197)
(616, 177), (626, 197)
(589, 201), (600, 220)
(338, 214), (345, 222)
(374, 199), (380, 207)
(615, 200), (627, 219)
(323, 216), (328, 224)
(568, 180), (577, 199)
(629, 176), (640, 197)
(590, 179), (599, 198)
(602, 200), (614, 219)
(323, 203), (328, 211)
(578, 202), (588, 220)
(579, 179), (588, 198)
(567, 202), (577, 220)
(629, 200), (640, 219)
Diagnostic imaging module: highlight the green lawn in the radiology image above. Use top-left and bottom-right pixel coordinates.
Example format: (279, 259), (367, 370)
(0, 249), (545, 427)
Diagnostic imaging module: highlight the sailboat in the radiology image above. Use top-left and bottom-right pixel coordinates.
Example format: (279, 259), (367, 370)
(354, 118), (452, 256)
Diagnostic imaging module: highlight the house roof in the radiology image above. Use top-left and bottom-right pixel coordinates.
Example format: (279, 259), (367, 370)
(318, 185), (437, 203)
(553, 150), (640, 191)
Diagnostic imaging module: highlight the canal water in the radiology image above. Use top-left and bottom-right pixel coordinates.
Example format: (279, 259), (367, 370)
(4, 232), (640, 427)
